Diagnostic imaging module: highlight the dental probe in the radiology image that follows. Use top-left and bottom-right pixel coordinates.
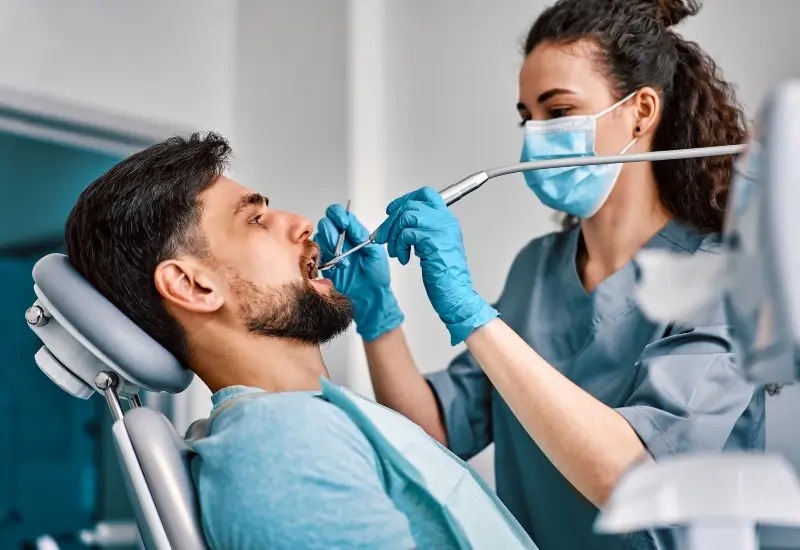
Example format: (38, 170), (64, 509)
(318, 144), (746, 270)
(334, 200), (351, 257)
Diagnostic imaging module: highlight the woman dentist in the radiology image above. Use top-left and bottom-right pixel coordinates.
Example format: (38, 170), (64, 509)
(315, 0), (763, 548)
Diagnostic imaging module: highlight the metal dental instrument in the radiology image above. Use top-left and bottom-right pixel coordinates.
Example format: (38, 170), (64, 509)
(318, 144), (747, 271)
(332, 199), (351, 262)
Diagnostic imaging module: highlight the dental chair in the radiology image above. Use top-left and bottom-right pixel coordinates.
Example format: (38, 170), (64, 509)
(24, 253), (209, 550)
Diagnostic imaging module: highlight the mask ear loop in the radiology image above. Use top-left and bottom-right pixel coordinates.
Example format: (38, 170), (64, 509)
(595, 91), (639, 155)
(619, 137), (637, 155)
(594, 90), (638, 119)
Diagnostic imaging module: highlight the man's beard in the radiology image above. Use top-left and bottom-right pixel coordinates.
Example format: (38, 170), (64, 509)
(230, 265), (353, 345)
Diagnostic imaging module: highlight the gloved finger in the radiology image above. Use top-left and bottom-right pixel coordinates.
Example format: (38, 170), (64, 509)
(387, 187), (445, 215)
(384, 226), (411, 265)
(345, 211), (371, 244)
(385, 190), (416, 215)
(377, 199), (427, 247)
(314, 217), (340, 257)
(393, 227), (435, 266)
(386, 210), (424, 262)
(415, 186), (447, 208)
(325, 204), (351, 232)
(374, 207), (403, 245)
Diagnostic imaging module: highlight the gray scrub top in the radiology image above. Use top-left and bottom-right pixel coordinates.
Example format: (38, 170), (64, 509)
(425, 220), (765, 550)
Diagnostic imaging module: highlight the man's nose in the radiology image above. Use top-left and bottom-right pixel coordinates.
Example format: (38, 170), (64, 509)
(288, 213), (314, 243)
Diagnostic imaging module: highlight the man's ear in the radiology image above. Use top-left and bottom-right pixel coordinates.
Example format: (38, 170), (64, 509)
(633, 87), (661, 138)
(154, 259), (224, 314)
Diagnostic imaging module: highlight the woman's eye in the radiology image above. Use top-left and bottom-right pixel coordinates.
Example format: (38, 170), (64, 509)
(249, 214), (264, 225)
(549, 108), (570, 118)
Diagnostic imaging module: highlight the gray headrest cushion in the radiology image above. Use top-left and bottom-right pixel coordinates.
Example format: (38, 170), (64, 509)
(32, 254), (193, 393)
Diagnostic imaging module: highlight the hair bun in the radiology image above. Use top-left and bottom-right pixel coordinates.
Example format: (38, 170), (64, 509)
(655, 0), (701, 27)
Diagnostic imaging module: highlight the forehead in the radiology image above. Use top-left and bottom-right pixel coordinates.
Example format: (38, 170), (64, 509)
(518, 40), (606, 99)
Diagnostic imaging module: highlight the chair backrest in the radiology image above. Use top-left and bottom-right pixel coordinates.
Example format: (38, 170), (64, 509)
(25, 253), (207, 550)
(118, 407), (209, 549)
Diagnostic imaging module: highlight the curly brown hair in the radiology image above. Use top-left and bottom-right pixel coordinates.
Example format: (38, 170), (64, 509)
(524, 0), (746, 233)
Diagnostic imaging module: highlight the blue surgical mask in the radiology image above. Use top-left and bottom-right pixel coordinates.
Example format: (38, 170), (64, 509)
(520, 92), (637, 218)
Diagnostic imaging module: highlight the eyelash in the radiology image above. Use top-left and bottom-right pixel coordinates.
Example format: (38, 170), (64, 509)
(518, 108), (571, 126)
(249, 214), (264, 225)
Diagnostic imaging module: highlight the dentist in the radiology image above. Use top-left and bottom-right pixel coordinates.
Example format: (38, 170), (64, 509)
(316, 0), (763, 548)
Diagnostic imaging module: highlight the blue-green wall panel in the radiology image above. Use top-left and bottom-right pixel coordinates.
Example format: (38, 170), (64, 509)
(0, 131), (127, 546)
(0, 253), (101, 548)
(0, 132), (122, 250)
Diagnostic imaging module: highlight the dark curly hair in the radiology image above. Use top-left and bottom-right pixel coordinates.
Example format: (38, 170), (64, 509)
(524, 0), (746, 232)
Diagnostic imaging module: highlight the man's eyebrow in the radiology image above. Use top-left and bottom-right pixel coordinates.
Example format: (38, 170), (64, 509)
(233, 192), (269, 217)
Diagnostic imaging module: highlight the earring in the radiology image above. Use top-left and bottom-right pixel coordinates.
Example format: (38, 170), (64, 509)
(635, 125), (641, 133)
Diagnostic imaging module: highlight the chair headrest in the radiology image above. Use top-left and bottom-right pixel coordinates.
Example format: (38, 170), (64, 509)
(27, 253), (193, 397)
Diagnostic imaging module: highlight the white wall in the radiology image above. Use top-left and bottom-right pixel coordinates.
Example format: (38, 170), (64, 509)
(0, 0), (237, 134)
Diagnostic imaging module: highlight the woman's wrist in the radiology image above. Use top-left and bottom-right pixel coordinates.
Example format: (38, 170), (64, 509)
(354, 288), (405, 342)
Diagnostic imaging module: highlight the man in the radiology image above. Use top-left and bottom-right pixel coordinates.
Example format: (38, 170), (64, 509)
(65, 131), (422, 548)
(64, 133), (537, 550)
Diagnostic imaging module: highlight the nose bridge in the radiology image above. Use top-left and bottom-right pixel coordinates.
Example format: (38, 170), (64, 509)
(287, 210), (313, 242)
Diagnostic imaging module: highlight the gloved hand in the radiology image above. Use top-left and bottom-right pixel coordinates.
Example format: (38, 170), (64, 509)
(374, 187), (498, 345)
(314, 204), (404, 342)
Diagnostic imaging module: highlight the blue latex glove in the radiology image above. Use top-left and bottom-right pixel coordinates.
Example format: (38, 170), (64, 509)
(314, 204), (404, 342)
(374, 187), (498, 345)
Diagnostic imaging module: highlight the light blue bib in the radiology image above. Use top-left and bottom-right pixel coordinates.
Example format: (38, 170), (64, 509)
(189, 379), (537, 550)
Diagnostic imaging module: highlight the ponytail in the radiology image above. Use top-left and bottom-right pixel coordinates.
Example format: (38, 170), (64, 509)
(651, 37), (746, 231)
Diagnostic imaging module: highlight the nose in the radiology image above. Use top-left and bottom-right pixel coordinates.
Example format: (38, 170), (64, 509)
(287, 212), (314, 243)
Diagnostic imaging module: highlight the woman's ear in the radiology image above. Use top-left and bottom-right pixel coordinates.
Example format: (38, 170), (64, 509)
(633, 87), (661, 137)
(154, 259), (224, 314)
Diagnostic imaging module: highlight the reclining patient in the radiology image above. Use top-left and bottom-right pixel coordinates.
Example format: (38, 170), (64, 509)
(63, 132), (535, 550)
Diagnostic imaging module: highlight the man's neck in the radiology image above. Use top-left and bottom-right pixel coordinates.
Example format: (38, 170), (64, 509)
(189, 328), (330, 394)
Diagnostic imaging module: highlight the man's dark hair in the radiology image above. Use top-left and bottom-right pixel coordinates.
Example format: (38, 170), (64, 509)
(65, 132), (233, 366)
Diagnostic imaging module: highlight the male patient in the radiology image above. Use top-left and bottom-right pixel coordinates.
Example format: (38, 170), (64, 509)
(63, 132), (469, 549)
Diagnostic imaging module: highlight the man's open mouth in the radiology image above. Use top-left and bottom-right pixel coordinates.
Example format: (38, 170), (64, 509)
(305, 253), (322, 280)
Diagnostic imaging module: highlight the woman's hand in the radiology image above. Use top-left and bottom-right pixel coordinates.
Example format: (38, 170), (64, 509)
(314, 204), (404, 341)
(374, 187), (497, 345)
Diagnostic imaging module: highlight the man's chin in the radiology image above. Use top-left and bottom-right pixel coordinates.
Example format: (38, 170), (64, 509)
(242, 278), (354, 345)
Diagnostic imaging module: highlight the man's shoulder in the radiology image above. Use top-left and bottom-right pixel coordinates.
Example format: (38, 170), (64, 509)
(193, 392), (419, 550)
(202, 391), (376, 463)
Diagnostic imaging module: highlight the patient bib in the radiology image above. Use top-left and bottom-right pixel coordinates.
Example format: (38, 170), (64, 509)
(187, 379), (536, 550)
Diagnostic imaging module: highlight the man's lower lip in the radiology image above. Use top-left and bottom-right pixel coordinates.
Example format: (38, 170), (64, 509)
(311, 278), (333, 288)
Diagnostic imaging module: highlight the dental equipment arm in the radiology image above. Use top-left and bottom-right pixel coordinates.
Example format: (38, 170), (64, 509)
(319, 144), (746, 270)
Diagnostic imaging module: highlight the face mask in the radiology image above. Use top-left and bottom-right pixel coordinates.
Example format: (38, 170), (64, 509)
(520, 91), (637, 218)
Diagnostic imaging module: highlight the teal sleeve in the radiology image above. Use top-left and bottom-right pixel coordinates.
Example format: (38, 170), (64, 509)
(194, 396), (416, 550)
(425, 350), (493, 461)
(616, 323), (759, 458)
